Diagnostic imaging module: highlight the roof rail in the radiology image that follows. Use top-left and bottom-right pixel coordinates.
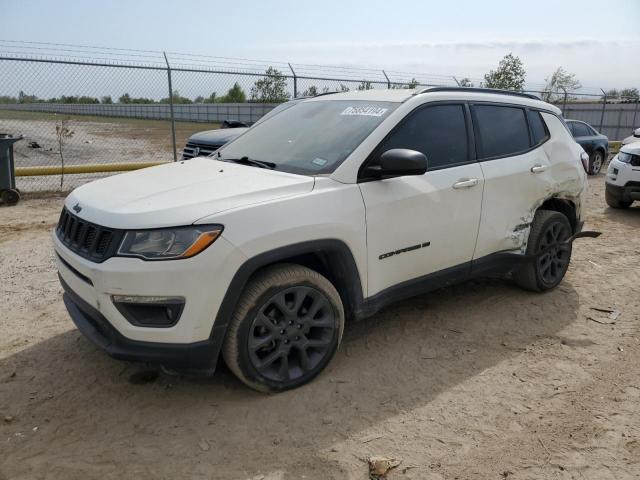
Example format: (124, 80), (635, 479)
(415, 87), (540, 101)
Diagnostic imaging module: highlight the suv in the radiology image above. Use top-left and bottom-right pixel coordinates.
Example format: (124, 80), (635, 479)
(605, 142), (640, 208)
(565, 119), (609, 175)
(54, 88), (588, 392)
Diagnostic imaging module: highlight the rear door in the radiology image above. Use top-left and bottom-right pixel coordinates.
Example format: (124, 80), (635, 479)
(359, 103), (484, 297)
(472, 104), (552, 259)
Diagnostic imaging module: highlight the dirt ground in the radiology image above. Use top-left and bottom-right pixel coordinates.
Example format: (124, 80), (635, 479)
(0, 111), (217, 191)
(1, 174), (639, 480)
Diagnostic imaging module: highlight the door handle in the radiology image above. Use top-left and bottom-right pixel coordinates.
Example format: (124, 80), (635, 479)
(530, 164), (547, 174)
(452, 178), (478, 189)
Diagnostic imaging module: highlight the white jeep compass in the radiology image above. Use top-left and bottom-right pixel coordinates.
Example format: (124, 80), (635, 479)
(54, 87), (589, 392)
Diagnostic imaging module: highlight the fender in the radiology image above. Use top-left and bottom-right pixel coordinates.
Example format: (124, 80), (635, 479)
(207, 239), (365, 354)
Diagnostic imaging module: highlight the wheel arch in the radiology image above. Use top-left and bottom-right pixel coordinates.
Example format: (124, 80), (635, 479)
(211, 240), (365, 341)
(538, 197), (578, 233)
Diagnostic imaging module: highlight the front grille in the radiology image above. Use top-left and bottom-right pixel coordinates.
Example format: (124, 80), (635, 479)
(56, 208), (123, 263)
(182, 142), (223, 160)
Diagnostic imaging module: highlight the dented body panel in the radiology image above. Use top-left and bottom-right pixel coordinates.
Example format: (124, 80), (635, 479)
(474, 113), (587, 257)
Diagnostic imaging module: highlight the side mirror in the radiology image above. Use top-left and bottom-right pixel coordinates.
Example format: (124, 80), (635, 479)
(634, 128), (640, 138)
(367, 149), (428, 179)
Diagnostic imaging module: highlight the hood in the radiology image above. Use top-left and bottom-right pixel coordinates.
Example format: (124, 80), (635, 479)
(188, 127), (249, 145)
(620, 142), (640, 155)
(66, 158), (314, 229)
(622, 134), (640, 146)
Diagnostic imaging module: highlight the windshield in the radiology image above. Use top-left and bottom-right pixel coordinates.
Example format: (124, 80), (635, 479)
(218, 100), (398, 175)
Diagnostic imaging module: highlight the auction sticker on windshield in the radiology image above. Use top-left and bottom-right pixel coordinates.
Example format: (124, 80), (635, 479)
(341, 106), (388, 117)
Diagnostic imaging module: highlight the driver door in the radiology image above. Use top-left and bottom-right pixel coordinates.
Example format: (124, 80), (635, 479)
(358, 103), (484, 297)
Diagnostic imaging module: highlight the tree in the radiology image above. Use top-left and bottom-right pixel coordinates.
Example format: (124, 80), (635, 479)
(407, 78), (419, 89)
(338, 84), (350, 92)
(620, 88), (639, 100)
(119, 93), (132, 104)
(219, 83), (246, 103)
(194, 95), (205, 103)
(542, 67), (581, 102)
(483, 53), (526, 91)
(18, 90), (38, 103)
(250, 67), (289, 103)
(459, 77), (474, 87)
(357, 80), (373, 91)
(101, 96), (113, 104)
(603, 89), (620, 99)
(302, 85), (318, 96)
(55, 119), (74, 189)
(203, 92), (217, 103)
(160, 90), (192, 104)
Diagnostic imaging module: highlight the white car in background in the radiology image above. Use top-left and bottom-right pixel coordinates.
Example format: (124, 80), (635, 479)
(621, 127), (640, 146)
(606, 142), (640, 208)
(53, 87), (590, 392)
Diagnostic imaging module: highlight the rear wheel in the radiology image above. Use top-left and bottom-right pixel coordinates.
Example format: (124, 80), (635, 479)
(588, 150), (604, 175)
(515, 210), (573, 292)
(222, 264), (344, 392)
(605, 189), (632, 209)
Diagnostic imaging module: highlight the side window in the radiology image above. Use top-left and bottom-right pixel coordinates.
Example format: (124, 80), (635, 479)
(567, 122), (577, 136)
(378, 104), (468, 170)
(573, 122), (590, 137)
(528, 110), (550, 145)
(473, 105), (530, 159)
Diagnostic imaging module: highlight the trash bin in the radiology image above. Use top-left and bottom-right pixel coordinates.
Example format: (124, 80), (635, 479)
(0, 133), (23, 205)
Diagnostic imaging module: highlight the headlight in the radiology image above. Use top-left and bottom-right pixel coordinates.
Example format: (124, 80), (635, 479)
(117, 225), (223, 260)
(617, 152), (631, 164)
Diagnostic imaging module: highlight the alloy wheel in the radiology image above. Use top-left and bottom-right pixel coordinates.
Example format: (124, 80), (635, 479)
(536, 221), (571, 285)
(248, 286), (336, 383)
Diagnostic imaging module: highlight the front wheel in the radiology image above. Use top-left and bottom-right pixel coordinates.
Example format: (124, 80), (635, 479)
(514, 210), (573, 292)
(222, 264), (344, 392)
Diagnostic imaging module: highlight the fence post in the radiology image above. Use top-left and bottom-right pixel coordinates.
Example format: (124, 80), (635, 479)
(382, 70), (391, 89)
(452, 76), (461, 86)
(599, 88), (607, 133)
(632, 100), (639, 131)
(163, 51), (177, 162)
(288, 63), (297, 98)
(615, 105), (624, 140)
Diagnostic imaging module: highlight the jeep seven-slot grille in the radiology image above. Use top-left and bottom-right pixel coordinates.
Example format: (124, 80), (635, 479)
(56, 208), (123, 262)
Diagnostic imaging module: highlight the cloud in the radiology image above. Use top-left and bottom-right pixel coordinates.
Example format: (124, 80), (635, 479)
(253, 39), (640, 89)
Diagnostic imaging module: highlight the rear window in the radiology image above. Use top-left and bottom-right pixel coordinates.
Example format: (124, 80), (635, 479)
(529, 110), (550, 145)
(474, 105), (530, 159)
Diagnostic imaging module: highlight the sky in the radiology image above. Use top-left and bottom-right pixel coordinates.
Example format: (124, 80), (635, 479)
(1, 0), (639, 91)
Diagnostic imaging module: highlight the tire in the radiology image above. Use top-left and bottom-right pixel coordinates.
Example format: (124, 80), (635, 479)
(222, 263), (344, 392)
(514, 210), (573, 292)
(0, 189), (20, 205)
(588, 150), (604, 175)
(605, 189), (632, 209)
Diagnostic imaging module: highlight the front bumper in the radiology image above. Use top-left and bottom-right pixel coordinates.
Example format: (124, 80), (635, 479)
(606, 182), (640, 203)
(61, 275), (223, 370)
(53, 228), (247, 369)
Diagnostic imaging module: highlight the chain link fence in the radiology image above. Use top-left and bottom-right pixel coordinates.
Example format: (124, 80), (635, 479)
(1, 41), (638, 192)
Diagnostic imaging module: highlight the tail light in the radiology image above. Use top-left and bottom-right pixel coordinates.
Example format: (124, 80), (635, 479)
(580, 152), (589, 172)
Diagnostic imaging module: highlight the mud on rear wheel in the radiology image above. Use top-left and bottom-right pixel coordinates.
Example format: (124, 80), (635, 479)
(514, 210), (573, 292)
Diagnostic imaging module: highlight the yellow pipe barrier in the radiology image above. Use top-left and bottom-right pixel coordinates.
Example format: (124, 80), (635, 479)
(16, 161), (170, 177)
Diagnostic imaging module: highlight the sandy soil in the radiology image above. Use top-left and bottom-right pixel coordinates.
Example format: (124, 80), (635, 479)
(0, 112), (216, 192)
(0, 175), (639, 480)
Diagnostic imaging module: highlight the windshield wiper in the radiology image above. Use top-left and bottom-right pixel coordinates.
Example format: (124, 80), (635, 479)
(219, 155), (276, 170)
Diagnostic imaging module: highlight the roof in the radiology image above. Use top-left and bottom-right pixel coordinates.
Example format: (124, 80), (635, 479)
(305, 87), (561, 114)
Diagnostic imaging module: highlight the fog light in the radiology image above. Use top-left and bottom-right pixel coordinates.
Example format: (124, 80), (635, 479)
(112, 295), (185, 327)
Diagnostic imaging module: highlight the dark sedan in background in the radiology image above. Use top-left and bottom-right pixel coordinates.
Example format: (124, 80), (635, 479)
(566, 119), (609, 175)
